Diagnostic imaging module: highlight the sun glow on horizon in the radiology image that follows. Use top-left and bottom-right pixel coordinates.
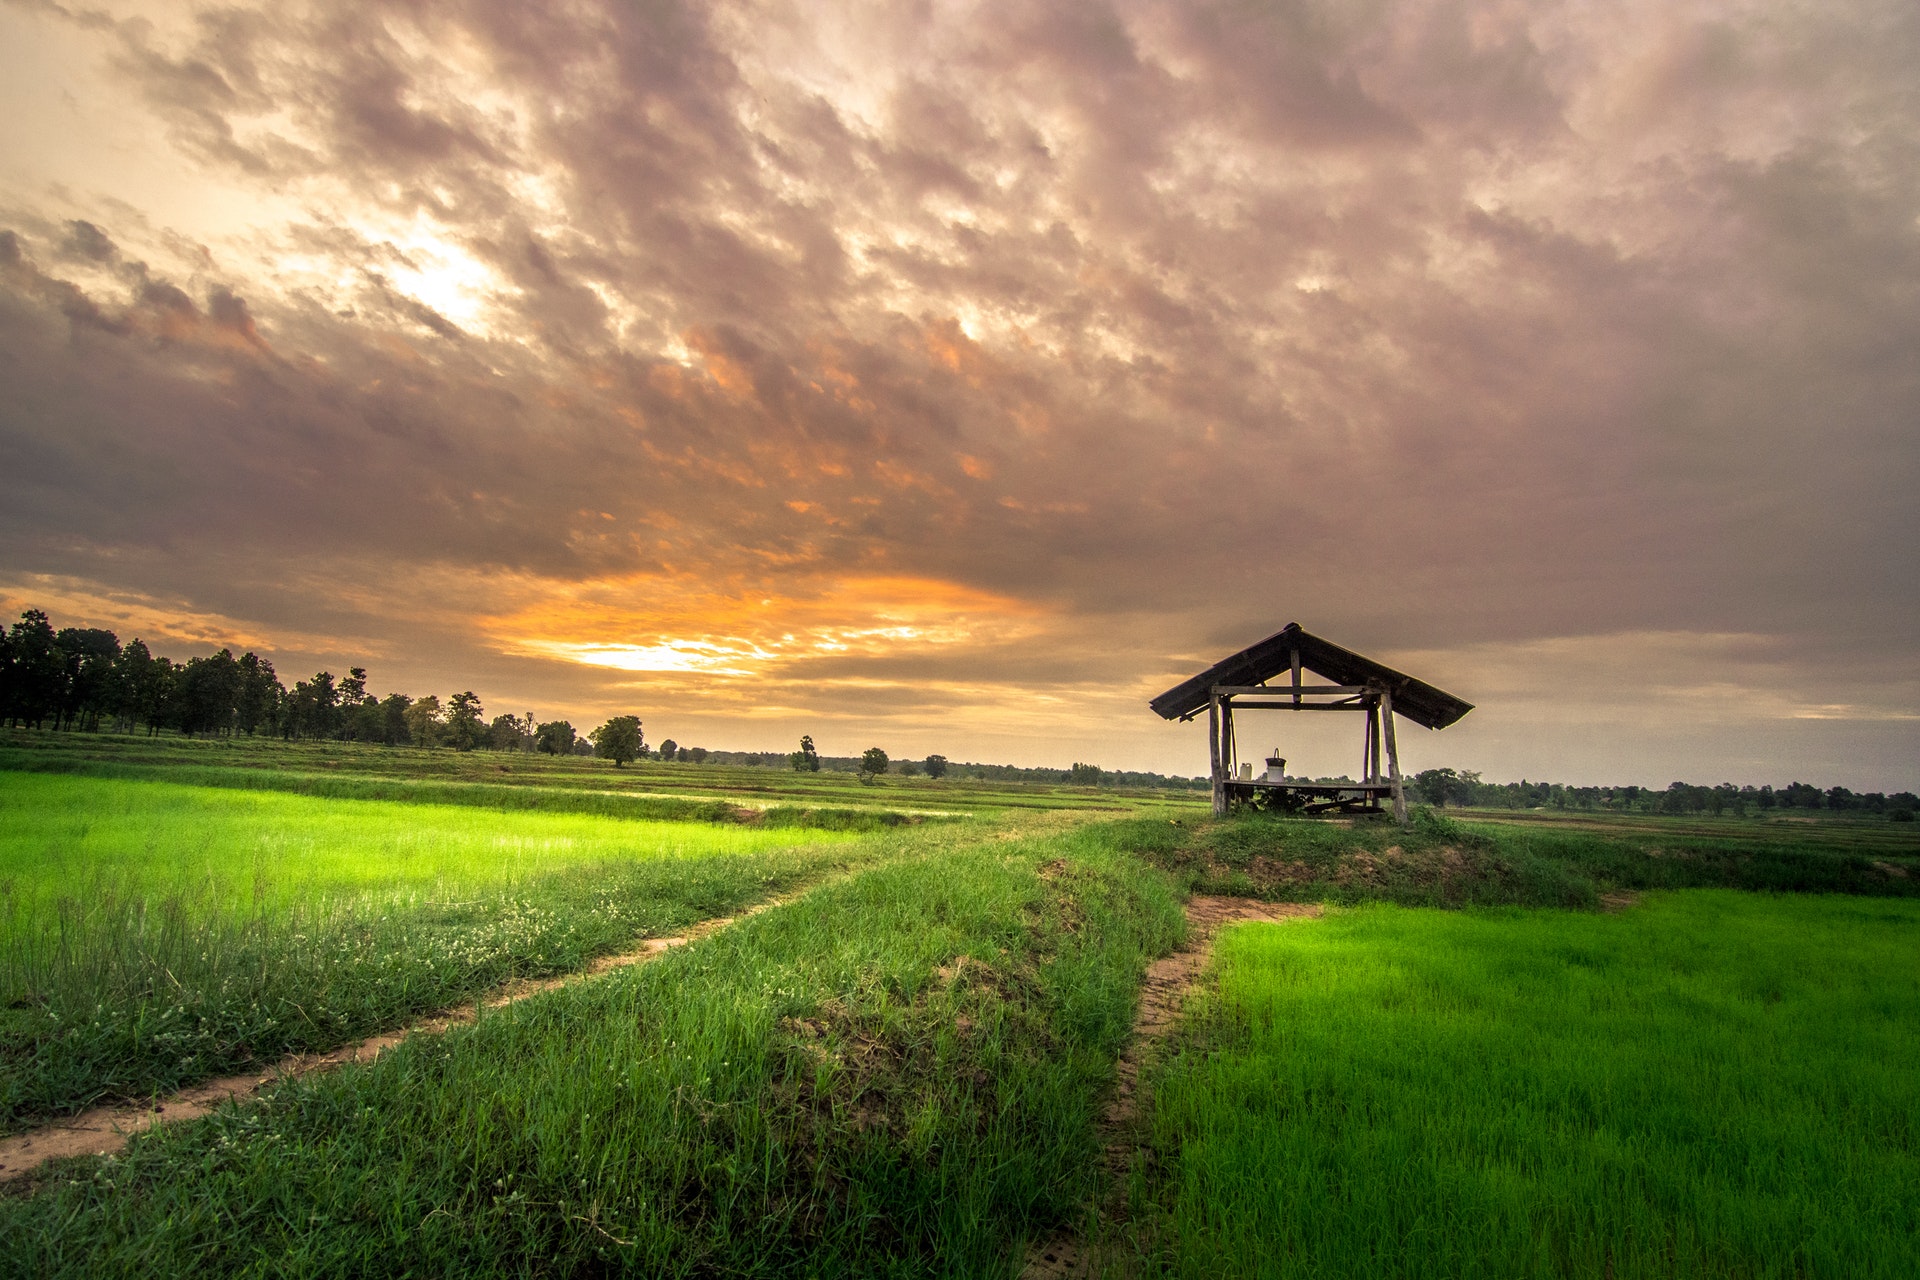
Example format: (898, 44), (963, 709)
(485, 573), (1047, 678)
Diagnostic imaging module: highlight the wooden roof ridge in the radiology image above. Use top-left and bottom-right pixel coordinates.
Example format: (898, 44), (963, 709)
(1148, 622), (1474, 731)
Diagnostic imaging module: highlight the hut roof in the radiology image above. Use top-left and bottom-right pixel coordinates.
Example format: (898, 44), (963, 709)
(1149, 623), (1474, 730)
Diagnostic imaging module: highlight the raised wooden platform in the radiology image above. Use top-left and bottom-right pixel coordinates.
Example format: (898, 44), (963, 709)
(1222, 779), (1393, 815)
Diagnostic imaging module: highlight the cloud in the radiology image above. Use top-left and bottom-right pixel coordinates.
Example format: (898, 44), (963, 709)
(0, 0), (1916, 784)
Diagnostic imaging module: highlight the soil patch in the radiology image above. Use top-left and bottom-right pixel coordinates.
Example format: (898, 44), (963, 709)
(0, 894), (800, 1183)
(1019, 895), (1323, 1278)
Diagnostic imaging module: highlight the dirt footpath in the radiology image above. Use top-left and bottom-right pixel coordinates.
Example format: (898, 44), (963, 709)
(1020, 895), (1324, 1279)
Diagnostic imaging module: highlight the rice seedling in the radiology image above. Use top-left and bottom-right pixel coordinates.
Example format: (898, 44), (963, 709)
(1127, 892), (1920, 1278)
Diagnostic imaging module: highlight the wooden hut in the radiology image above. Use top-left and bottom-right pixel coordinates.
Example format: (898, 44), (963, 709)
(1150, 623), (1473, 821)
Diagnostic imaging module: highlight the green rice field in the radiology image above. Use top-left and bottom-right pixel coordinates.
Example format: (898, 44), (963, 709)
(0, 729), (1186, 820)
(1, 733), (1916, 1277)
(0, 774), (872, 1131)
(0, 812), (1184, 1277)
(1131, 893), (1920, 1278)
(0, 773), (861, 916)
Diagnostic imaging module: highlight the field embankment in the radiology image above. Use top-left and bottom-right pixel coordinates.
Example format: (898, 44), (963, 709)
(1136, 808), (1919, 907)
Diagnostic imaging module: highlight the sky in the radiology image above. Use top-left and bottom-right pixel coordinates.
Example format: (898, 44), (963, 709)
(1, 0), (1915, 789)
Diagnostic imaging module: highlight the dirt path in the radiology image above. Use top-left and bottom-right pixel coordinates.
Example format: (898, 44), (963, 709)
(1020, 895), (1324, 1279)
(0, 893), (803, 1184)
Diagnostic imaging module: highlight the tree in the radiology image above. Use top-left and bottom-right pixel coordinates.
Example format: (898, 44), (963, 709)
(658, 737), (678, 762)
(1412, 767), (1466, 807)
(3, 609), (62, 728)
(235, 653), (282, 736)
(534, 720), (576, 756)
(923, 754), (948, 779)
(379, 693), (413, 745)
(591, 716), (644, 766)
(446, 691), (485, 751)
(1069, 762), (1103, 786)
(55, 627), (120, 731)
(1781, 781), (1824, 809)
(488, 713), (532, 751)
(858, 747), (889, 785)
(404, 695), (443, 748)
(789, 734), (820, 772)
(688, 746), (708, 764)
(287, 671), (340, 740)
(177, 649), (242, 736)
(337, 668), (380, 741)
(114, 639), (173, 735)
(898, 759), (919, 776)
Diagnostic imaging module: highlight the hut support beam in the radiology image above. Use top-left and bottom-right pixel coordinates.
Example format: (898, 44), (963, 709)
(1364, 703), (1378, 783)
(1208, 689), (1225, 817)
(1381, 689), (1406, 823)
(1370, 702), (1383, 784)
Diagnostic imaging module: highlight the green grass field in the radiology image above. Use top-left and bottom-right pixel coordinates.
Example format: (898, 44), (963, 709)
(0, 815), (1185, 1277)
(0, 773), (859, 915)
(1130, 894), (1920, 1278)
(0, 728), (1194, 819)
(1, 733), (1916, 1277)
(1142, 808), (1918, 907)
(0, 774), (872, 1131)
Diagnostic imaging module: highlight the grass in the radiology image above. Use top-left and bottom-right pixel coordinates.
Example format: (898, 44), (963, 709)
(0, 775), (870, 1132)
(5, 730), (1916, 1276)
(0, 729), (1195, 818)
(0, 815), (1186, 1277)
(0, 774), (860, 915)
(1138, 808), (1919, 908)
(1127, 892), (1920, 1279)
(1455, 805), (1920, 860)
(0, 746), (952, 829)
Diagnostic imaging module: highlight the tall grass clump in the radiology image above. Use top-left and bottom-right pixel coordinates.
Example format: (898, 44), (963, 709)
(1129, 892), (1920, 1279)
(1, 818), (1185, 1277)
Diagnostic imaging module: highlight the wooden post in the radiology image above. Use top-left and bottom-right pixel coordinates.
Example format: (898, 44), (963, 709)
(1208, 689), (1226, 817)
(1291, 646), (1302, 707)
(1370, 698), (1383, 784)
(1359, 702), (1374, 782)
(1381, 688), (1406, 824)
(1223, 697), (1236, 783)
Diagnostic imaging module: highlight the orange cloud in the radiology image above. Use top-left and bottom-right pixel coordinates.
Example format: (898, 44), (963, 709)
(684, 326), (758, 402)
(482, 572), (1046, 679)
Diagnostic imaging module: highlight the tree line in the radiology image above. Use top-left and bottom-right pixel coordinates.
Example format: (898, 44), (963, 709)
(0, 609), (1211, 790)
(1409, 768), (1918, 821)
(30, 607), (1895, 811)
(0, 607), (655, 761)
